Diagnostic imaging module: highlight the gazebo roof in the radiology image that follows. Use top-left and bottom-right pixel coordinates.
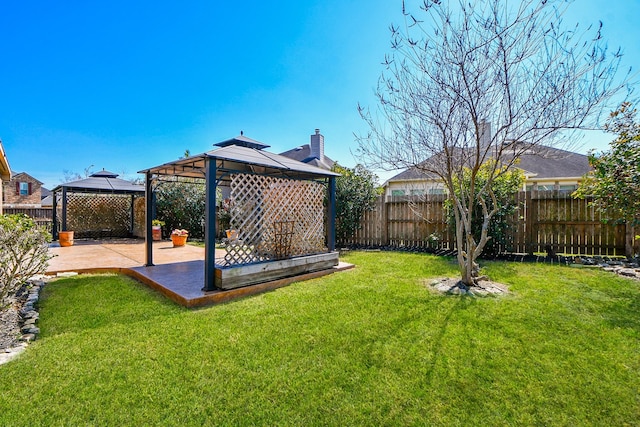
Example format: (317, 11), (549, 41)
(52, 170), (145, 194)
(140, 141), (340, 182)
(213, 134), (271, 150)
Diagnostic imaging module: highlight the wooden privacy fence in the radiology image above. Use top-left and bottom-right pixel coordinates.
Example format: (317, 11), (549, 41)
(339, 191), (633, 256)
(3, 207), (53, 233)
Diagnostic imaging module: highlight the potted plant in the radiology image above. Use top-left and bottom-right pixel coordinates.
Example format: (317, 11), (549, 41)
(152, 219), (165, 241)
(58, 230), (74, 247)
(170, 229), (189, 247)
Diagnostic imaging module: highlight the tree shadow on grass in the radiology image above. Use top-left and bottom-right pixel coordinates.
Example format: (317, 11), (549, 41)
(603, 283), (640, 332)
(423, 295), (476, 387)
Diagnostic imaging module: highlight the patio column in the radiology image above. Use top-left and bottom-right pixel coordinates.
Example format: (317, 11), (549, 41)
(52, 189), (58, 240)
(328, 176), (336, 252)
(203, 157), (217, 291)
(145, 171), (154, 266)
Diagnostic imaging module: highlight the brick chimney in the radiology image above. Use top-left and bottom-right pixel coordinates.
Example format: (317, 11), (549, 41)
(479, 120), (491, 149)
(310, 128), (324, 160)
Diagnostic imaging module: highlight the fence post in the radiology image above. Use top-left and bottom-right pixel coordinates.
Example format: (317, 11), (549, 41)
(381, 196), (389, 246)
(625, 223), (635, 258)
(525, 190), (535, 254)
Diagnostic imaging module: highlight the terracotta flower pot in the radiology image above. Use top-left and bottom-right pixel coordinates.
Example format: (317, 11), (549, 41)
(171, 234), (188, 247)
(59, 231), (74, 247)
(152, 225), (162, 241)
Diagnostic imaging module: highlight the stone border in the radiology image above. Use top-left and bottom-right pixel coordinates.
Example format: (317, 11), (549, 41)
(0, 278), (47, 366)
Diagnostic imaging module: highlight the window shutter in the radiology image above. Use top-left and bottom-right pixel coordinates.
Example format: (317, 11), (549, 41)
(28, 182), (33, 195)
(15, 182), (19, 195)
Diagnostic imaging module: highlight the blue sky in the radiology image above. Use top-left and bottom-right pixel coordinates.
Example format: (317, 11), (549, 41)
(1, 0), (638, 189)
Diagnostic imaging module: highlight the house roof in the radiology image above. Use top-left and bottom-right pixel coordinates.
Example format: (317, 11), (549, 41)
(387, 144), (591, 183)
(40, 194), (57, 207)
(10, 171), (44, 185)
(140, 141), (340, 182)
(515, 145), (591, 179)
(52, 170), (144, 194)
(279, 145), (335, 170)
(0, 140), (10, 181)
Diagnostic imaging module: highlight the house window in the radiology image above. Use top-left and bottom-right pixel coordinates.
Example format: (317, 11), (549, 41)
(559, 185), (577, 191)
(428, 188), (445, 195)
(391, 190), (405, 197)
(410, 189), (425, 196)
(19, 182), (29, 196)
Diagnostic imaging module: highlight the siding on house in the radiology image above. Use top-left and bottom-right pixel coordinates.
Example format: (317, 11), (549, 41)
(3, 172), (43, 207)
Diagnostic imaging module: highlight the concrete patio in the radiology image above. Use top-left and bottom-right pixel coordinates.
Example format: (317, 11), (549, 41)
(46, 239), (353, 307)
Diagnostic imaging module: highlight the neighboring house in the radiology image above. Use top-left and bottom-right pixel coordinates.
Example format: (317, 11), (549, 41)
(40, 187), (54, 207)
(384, 142), (592, 199)
(2, 171), (44, 208)
(279, 129), (335, 170)
(0, 140), (11, 214)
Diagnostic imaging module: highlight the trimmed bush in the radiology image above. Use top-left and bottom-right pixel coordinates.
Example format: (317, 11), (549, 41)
(0, 214), (51, 307)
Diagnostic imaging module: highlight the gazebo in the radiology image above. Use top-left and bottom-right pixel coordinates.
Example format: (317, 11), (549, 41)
(51, 170), (145, 240)
(139, 134), (340, 291)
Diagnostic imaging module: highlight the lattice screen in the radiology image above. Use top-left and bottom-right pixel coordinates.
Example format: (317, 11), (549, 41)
(222, 174), (327, 266)
(60, 193), (137, 238)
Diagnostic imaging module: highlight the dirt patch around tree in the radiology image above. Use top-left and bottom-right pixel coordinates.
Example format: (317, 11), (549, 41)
(426, 277), (510, 296)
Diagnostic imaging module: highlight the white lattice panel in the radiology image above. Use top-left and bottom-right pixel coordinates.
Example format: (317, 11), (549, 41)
(223, 174), (327, 266)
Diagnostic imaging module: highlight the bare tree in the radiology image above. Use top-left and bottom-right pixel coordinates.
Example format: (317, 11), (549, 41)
(357, 0), (632, 287)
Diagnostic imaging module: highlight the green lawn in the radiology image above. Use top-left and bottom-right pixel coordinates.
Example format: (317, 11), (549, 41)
(0, 251), (638, 426)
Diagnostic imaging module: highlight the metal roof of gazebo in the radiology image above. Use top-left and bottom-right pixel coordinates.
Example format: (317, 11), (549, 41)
(51, 170), (145, 194)
(139, 140), (339, 181)
(139, 134), (339, 292)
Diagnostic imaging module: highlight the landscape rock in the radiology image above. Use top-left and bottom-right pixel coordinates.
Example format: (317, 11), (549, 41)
(428, 277), (509, 296)
(618, 269), (638, 278)
(0, 278), (48, 365)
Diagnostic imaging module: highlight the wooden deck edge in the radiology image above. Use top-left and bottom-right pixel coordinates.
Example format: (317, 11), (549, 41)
(46, 262), (355, 308)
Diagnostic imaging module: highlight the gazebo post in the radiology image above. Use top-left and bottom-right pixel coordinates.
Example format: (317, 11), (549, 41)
(145, 172), (154, 266)
(328, 176), (336, 252)
(61, 187), (68, 231)
(203, 158), (217, 291)
(52, 189), (58, 240)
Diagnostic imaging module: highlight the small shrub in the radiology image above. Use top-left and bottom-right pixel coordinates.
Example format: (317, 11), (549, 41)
(155, 178), (206, 239)
(332, 163), (379, 241)
(0, 214), (51, 307)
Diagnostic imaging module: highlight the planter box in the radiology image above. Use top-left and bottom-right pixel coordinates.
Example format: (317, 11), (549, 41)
(215, 252), (339, 290)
